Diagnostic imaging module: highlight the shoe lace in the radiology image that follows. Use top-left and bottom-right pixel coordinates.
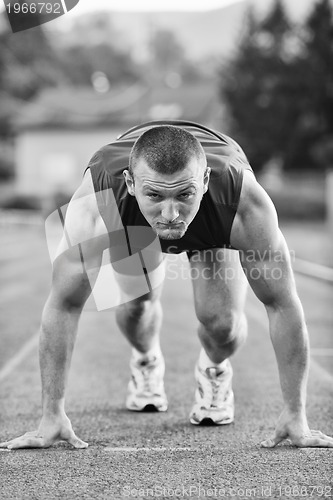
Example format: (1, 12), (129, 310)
(142, 366), (156, 393)
(205, 368), (229, 407)
(137, 358), (159, 393)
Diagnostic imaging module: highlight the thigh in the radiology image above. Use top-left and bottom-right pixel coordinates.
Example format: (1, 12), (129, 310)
(189, 248), (248, 319)
(108, 224), (166, 303)
(113, 255), (166, 304)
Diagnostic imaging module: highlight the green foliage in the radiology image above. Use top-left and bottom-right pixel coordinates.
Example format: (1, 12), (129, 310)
(0, 11), (141, 137)
(150, 30), (185, 77)
(146, 28), (201, 84)
(220, 0), (333, 171)
(297, 0), (333, 168)
(0, 11), (65, 137)
(0, 156), (14, 180)
(0, 13), (64, 100)
(58, 44), (138, 86)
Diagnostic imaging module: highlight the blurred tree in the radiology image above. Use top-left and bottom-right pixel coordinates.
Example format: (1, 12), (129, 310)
(55, 42), (139, 86)
(89, 44), (139, 83)
(0, 10), (142, 138)
(0, 9), (66, 150)
(219, 0), (305, 171)
(148, 29), (201, 85)
(0, 12), (65, 101)
(293, 0), (333, 170)
(305, 0), (333, 131)
(150, 29), (185, 80)
(56, 13), (140, 86)
(58, 43), (140, 86)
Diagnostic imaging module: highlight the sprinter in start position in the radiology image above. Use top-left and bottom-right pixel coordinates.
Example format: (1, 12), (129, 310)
(1, 121), (332, 450)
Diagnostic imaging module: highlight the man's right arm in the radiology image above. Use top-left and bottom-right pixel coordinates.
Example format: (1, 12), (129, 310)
(0, 172), (108, 449)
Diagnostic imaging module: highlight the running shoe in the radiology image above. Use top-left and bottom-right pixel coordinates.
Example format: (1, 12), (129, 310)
(126, 353), (168, 412)
(189, 359), (234, 425)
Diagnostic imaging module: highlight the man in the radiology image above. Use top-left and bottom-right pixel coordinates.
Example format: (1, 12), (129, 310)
(1, 120), (332, 450)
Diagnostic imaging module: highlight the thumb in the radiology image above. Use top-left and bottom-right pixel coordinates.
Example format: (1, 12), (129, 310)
(60, 422), (88, 449)
(67, 434), (89, 449)
(261, 434), (285, 448)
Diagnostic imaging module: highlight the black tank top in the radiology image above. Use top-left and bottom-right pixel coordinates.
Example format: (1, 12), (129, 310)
(85, 120), (253, 255)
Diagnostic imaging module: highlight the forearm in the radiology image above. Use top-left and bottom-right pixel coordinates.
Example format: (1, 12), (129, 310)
(39, 297), (81, 416)
(266, 297), (309, 413)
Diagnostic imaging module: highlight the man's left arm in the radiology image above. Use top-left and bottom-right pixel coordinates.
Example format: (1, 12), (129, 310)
(231, 170), (333, 448)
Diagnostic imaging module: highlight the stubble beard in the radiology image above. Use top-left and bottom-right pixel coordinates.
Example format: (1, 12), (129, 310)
(153, 225), (187, 240)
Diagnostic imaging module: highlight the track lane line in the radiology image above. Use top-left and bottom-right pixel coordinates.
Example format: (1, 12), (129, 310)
(104, 447), (195, 453)
(293, 259), (333, 283)
(0, 333), (39, 382)
(0, 280), (331, 384)
(245, 297), (333, 383)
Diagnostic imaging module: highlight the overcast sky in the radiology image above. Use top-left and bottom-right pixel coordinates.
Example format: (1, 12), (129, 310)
(0, 0), (245, 19)
(69, 0), (245, 13)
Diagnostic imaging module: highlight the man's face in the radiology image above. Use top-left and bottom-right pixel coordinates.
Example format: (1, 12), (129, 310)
(123, 157), (210, 240)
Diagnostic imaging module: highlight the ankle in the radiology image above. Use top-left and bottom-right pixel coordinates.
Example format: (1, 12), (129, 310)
(132, 345), (162, 361)
(198, 348), (228, 371)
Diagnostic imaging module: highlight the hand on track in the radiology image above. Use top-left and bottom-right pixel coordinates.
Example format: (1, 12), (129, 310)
(0, 414), (88, 450)
(261, 408), (333, 448)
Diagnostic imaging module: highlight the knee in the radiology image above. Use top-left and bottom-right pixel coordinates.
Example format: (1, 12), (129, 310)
(116, 295), (157, 321)
(198, 309), (247, 344)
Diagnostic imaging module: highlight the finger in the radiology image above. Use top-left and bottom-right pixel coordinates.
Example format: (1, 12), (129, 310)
(310, 430), (333, 443)
(0, 441), (11, 448)
(260, 434), (286, 448)
(8, 437), (45, 450)
(67, 434), (88, 449)
(0, 438), (24, 449)
(0, 431), (39, 448)
(296, 437), (333, 448)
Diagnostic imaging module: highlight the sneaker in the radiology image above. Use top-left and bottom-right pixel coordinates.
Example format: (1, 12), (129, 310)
(189, 359), (234, 425)
(126, 353), (168, 412)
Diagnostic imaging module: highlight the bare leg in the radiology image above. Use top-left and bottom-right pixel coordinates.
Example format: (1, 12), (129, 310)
(189, 248), (248, 424)
(115, 281), (167, 412)
(189, 248), (248, 363)
(115, 286), (163, 354)
(198, 312), (248, 364)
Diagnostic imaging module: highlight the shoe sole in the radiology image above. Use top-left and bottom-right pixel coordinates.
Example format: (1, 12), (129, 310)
(190, 415), (234, 425)
(126, 402), (168, 412)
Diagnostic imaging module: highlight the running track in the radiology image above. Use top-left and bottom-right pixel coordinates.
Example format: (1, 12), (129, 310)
(0, 224), (332, 499)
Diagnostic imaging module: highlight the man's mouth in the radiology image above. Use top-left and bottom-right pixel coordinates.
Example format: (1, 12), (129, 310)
(156, 222), (184, 229)
(153, 222), (187, 240)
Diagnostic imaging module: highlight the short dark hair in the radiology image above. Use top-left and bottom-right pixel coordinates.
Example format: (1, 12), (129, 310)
(129, 125), (206, 175)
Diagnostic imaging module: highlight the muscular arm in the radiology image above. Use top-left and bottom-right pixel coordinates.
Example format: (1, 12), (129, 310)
(0, 171), (108, 449)
(41, 192), (105, 419)
(230, 171), (333, 448)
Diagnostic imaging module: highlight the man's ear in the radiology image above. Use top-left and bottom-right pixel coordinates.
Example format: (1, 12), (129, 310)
(123, 169), (135, 196)
(203, 166), (211, 193)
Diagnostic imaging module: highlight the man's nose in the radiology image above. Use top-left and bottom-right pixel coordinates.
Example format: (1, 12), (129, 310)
(161, 201), (179, 222)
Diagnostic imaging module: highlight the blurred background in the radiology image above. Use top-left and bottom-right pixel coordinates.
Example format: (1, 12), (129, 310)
(1, 3), (332, 489)
(0, 0), (332, 231)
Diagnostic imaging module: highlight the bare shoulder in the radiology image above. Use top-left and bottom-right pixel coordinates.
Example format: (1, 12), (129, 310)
(70, 169), (99, 215)
(230, 170), (281, 251)
(62, 169), (105, 242)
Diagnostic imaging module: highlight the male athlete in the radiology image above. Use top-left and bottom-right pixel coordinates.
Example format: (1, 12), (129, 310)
(1, 121), (332, 450)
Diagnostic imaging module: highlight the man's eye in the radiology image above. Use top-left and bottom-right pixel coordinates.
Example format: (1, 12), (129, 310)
(179, 193), (193, 200)
(147, 193), (161, 199)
